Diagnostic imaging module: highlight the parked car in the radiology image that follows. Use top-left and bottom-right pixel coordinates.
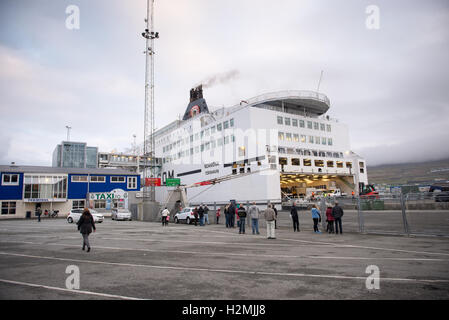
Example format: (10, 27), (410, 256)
(67, 209), (104, 223)
(174, 207), (196, 224)
(111, 208), (132, 221)
(435, 192), (449, 202)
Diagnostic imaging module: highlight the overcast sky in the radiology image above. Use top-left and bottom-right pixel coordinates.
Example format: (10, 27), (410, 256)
(0, 0), (448, 167)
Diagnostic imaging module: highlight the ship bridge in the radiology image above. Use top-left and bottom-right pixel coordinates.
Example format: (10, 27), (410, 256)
(244, 90), (330, 116)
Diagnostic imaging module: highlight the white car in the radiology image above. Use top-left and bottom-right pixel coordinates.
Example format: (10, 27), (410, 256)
(111, 208), (132, 221)
(67, 209), (104, 224)
(174, 207), (196, 224)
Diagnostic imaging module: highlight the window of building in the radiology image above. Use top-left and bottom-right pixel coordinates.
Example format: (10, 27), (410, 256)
(1, 201), (16, 215)
(315, 160), (324, 167)
(277, 116), (283, 125)
(326, 124), (332, 132)
(303, 159), (312, 166)
(71, 175), (88, 182)
(320, 123), (325, 131)
(284, 118), (291, 126)
(94, 200), (106, 209)
(292, 119), (298, 127)
(293, 134), (299, 142)
(307, 121), (313, 129)
(278, 132), (285, 140)
(292, 158), (300, 166)
(299, 120), (305, 128)
(314, 122), (319, 130)
(2, 174), (19, 186)
(72, 200), (86, 209)
(111, 176), (126, 183)
(127, 176), (137, 189)
(327, 161), (334, 167)
(90, 176), (105, 183)
(223, 121), (229, 129)
(230, 119), (234, 127)
(24, 175), (67, 200)
(286, 133), (292, 141)
(336, 161), (344, 168)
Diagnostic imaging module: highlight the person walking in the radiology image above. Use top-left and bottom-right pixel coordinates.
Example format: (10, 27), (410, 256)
(332, 201), (344, 234)
(237, 204), (247, 234)
(311, 204), (321, 233)
(248, 202), (260, 235)
(325, 203), (335, 233)
(290, 204), (300, 232)
(216, 207), (221, 224)
(264, 204), (276, 239)
(204, 204), (210, 225)
(198, 205), (205, 226)
(77, 208), (96, 252)
(224, 204), (230, 228)
(193, 207), (199, 226)
(161, 207), (170, 226)
(273, 205), (278, 229)
(36, 207), (42, 222)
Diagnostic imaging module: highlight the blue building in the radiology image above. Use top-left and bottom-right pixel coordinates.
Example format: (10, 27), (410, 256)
(0, 164), (140, 219)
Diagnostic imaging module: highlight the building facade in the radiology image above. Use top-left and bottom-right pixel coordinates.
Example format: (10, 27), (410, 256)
(52, 141), (98, 168)
(0, 165), (140, 219)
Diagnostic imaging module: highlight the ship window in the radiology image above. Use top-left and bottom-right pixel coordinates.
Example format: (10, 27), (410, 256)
(277, 116), (283, 125)
(211, 126), (216, 134)
(217, 138), (223, 146)
(211, 140), (216, 148)
(247, 167), (251, 173)
(346, 162), (352, 168)
(292, 119), (298, 127)
(320, 123), (325, 131)
(205, 142), (210, 150)
(286, 133), (292, 141)
(319, 151), (326, 157)
(360, 168), (365, 174)
(328, 138), (333, 146)
(278, 147), (286, 154)
(205, 129), (210, 136)
(284, 118), (291, 126)
(195, 146), (199, 153)
(190, 135), (194, 142)
(278, 132), (285, 140)
(315, 160), (324, 167)
(326, 124), (332, 132)
(314, 122), (319, 130)
(307, 121), (313, 129)
(240, 167), (245, 174)
(322, 137), (327, 145)
(303, 159), (312, 166)
(232, 169), (237, 175)
(292, 158), (300, 166)
(279, 158), (288, 165)
(299, 120), (305, 128)
(336, 161), (343, 168)
(304, 149), (311, 156)
(315, 136), (321, 144)
(200, 131), (204, 138)
(201, 144), (204, 152)
(224, 136), (230, 144)
(217, 123), (222, 131)
(195, 133), (199, 140)
(230, 119), (234, 127)
(327, 161), (334, 167)
(309, 136), (314, 144)
(300, 135), (306, 143)
(359, 162), (365, 168)
(223, 121), (229, 129)
(312, 150), (318, 157)
(293, 134), (299, 142)
(268, 156), (277, 163)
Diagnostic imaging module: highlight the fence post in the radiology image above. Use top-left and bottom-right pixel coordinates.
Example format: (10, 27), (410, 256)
(357, 197), (364, 233)
(400, 193), (410, 236)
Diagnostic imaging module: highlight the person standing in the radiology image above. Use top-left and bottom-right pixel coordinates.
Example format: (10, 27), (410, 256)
(161, 207), (170, 226)
(325, 204), (335, 233)
(77, 208), (96, 252)
(332, 201), (344, 234)
(273, 205), (278, 229)
(248, 202), (260, 235)
(224, 204), (230, 228)
(216, 207), (221, 224)
(264, 204), (276, 239)
(204, 204), (210, 225)
(228, 202), (236, 228)
(198, 205), (205, 226)
(36, 207), (42, 223)
(311, 204), (321, 233)
(237, 204), (247, 234)
(193, 207), (199, 226)
(290, 204), (300, 232)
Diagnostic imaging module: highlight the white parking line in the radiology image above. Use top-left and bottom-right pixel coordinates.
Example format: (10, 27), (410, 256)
(1, 251), (448, 284)
(0, 278), (145, 300)
(1, 240), (447, 262)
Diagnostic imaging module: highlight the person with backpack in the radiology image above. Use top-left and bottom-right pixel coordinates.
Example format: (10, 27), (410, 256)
(77, 208), (96, 252)
(325, 203), (335, 233)
(290, 204), (300, 232)
(237, 204), (247, 234)
(311, 204), (322, 233)
(332, 201), (344, 234)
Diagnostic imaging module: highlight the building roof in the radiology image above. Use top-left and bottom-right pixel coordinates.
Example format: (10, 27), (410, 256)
(0, 165), (139, 175)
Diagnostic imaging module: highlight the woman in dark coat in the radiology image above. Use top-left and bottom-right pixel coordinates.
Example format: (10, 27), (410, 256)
(77, 208), (96, 252)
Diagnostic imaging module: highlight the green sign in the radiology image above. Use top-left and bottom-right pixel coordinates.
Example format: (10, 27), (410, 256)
(166, 178), (181, 186)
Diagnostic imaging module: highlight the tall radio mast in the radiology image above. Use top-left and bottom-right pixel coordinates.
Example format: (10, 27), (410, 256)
(141, 0), (159, 201)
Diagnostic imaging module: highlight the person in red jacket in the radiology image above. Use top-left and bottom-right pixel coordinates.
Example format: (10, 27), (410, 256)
(325, 203), (335, 233)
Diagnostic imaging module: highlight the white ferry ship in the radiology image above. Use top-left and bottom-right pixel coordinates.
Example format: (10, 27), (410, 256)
(151, 86), (368, 205)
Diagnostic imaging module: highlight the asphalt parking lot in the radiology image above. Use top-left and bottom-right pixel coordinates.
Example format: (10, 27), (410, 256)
(1, 213), (449, 300)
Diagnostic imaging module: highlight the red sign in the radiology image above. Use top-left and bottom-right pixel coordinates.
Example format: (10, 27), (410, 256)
(145, 178), (161, 186)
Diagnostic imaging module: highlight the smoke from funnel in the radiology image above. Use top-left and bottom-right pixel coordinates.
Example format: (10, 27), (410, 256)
(197, 70), (240, 88)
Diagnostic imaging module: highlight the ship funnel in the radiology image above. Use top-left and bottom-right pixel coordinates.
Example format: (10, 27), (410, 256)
(190, 85), (203, 103)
